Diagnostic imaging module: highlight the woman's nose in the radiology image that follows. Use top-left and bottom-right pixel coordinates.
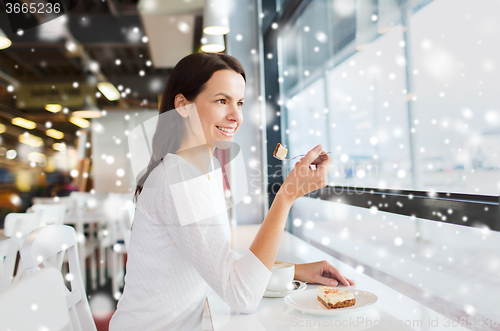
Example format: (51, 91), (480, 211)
(227, 103), (243, 123)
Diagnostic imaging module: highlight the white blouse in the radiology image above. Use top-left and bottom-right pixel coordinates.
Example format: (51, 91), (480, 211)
(109, 153), (272, 331)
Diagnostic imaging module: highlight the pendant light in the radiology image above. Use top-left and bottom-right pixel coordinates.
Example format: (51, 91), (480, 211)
(0, 28), (11, 50)
(203, 0), (229, 35)
(97, 82), (121, 101)
(201, 33), (225, 53)
(72, 95), (102, 118)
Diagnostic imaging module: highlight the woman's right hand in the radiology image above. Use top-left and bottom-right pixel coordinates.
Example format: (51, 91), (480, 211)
(279, 145), (332, 201)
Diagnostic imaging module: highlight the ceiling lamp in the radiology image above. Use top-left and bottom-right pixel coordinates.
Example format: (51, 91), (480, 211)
(12, 117), (36, 130)
(53, 142), (67, 152)
(97, 82), (121, 101)
(69, 117), (90, 128)
(0, 28), (11, 50)
(201, 33), (225, 53)
(19, 133), (44, 147)
(27, 152), (46, 163)
(45, 104), (62, 113)
(203, 0), (229, 35)
(6, 149), (17, 159)
(0, 123), (5, 134)
(46, 129), (64, 139)
(72, 95), (102, 118)
(72, 110), (102, 118)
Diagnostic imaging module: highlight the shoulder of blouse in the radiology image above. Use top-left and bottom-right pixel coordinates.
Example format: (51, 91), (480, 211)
(159, 154), (199, 185)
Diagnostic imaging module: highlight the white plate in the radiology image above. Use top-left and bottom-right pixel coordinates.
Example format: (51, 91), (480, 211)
(264, 280), (307, 298)
(284, 288), (378, 316)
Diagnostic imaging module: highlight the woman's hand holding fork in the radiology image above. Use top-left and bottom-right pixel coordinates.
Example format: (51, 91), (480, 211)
(278, 145), (332, 202)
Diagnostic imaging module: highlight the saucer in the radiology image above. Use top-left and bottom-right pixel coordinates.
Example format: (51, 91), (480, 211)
(264, 280), (307, 298)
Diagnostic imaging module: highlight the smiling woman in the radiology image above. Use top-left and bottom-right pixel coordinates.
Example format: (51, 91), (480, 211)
(109, 53), (269, 331)
(133, 52), (246, 197)
(109, 52), (351, 331)
(172, 68), (245, 171)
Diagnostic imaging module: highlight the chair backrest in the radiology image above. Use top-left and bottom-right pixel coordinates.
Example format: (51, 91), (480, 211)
(20, 225), (97, 331)
(32, 196), (76, 210)
(30, 196), (81, 225)
(0, 212), (41, 292)
(0, 267), (70, 331)
(68, 192), (87, 209)
(3, 212), (41, 238)
(30, 203), (68, 225)
(32, 196), (66, 205)
(70, 191), (109, 211)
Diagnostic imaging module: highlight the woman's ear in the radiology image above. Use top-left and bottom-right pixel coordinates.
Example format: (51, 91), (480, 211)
(174, 94), (189, 118)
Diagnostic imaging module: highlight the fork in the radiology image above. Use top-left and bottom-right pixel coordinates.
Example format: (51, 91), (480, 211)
(273, 151), (332, 161)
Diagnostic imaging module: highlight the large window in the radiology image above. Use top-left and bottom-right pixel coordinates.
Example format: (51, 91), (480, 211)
(268, 0), (500, 325)
(409, 0), (500, 196)
(278, 0), (500, 196)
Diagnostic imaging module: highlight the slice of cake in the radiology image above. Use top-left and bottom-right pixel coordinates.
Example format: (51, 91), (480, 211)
(317, 286), (356, 309)
(273, 143), (288, 160)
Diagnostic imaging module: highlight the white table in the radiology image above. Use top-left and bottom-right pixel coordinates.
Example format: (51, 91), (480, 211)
(205, 225), (471, 331)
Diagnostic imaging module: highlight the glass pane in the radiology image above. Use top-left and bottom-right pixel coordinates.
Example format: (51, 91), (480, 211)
(276, 0), (500, 324)
(285, 77), (329, 162)
(278, 0), (500, 195)
(327, 26), (412, 189)
(300, 0), (331, 75)
(409, 0), (500, 195)
(280, 27), (300, 94)
(280, 0), (331, 95)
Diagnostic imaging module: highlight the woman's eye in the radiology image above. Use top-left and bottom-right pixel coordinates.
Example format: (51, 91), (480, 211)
(217, 99), (227, 105)
(238, 102), (244, 107)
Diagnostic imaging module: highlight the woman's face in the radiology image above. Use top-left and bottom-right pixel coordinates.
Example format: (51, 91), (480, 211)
(177, 69), (245, 148)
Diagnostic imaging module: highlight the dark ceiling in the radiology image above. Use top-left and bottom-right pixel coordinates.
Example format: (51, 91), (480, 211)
(0, 0), (202, 153)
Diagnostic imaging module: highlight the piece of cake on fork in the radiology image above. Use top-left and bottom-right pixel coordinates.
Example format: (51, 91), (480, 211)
(273, 143), (288, 160)
(317, 286), (356, 309)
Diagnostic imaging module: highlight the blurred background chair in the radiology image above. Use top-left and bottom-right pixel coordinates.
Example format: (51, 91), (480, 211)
(21, 224), (98, 331)
(101, 193), (135, 299)
(28, 203), (67, 225)
(32, 195), (101, 291)
(0, 267), (70, 331)
(70, 192), (110, 290)
(0, 212), (41, 292)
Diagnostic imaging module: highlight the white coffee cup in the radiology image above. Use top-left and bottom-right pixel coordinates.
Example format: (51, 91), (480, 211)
(266, 262), (295, 292)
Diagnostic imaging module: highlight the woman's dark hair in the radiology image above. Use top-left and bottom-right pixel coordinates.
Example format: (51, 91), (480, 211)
(133, 52), (246, 202)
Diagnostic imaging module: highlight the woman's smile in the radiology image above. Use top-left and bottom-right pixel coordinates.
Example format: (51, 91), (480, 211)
(216, 125), (236, 137)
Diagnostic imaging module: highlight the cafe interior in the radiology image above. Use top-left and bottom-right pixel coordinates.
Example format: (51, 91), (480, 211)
(0, 0), (499, 330)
